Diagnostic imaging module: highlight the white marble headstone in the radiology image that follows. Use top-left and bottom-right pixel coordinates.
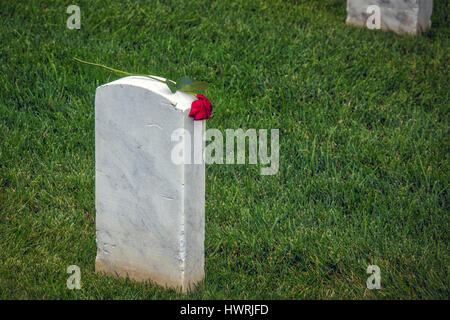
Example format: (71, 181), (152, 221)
(346, 0), (433, 35)
(95, 76), (205, 292)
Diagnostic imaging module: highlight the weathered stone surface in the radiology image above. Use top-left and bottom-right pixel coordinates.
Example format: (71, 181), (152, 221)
(95, 76), (205, 292)
(346, 0), (433, 35)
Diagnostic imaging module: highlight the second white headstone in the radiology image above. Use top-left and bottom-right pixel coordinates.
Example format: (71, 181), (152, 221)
(346, 0), (433, 35)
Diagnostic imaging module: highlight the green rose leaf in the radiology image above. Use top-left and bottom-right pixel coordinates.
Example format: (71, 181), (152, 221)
(176, 76), (195, 90)
(166, 79), (177, 93)
(180, 81), (210, 95)
(177, 76), (210, 95)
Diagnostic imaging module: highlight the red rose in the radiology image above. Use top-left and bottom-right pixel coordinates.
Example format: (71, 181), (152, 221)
(189, 94), (212, 120)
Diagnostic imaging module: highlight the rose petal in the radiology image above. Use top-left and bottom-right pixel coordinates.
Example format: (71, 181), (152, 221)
(189, 94), (212, 120)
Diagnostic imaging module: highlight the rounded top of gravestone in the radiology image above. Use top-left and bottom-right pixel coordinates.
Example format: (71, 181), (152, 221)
(98, 76), (196, 112)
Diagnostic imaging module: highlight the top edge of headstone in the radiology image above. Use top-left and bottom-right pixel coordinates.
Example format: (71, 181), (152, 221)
(98, 76), (196, 112)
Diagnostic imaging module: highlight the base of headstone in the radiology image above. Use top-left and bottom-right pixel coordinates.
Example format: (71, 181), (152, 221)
(346, 0), (433, 35)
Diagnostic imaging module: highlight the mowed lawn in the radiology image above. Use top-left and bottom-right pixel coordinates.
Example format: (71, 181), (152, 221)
(0, 0), (448, 299)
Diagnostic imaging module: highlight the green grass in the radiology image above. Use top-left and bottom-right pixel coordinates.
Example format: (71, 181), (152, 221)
(0, 0), (448, 299)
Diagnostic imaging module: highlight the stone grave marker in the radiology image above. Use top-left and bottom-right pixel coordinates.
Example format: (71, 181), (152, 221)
(346, 0), (433, 35)
(95, 76), (205, 292)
